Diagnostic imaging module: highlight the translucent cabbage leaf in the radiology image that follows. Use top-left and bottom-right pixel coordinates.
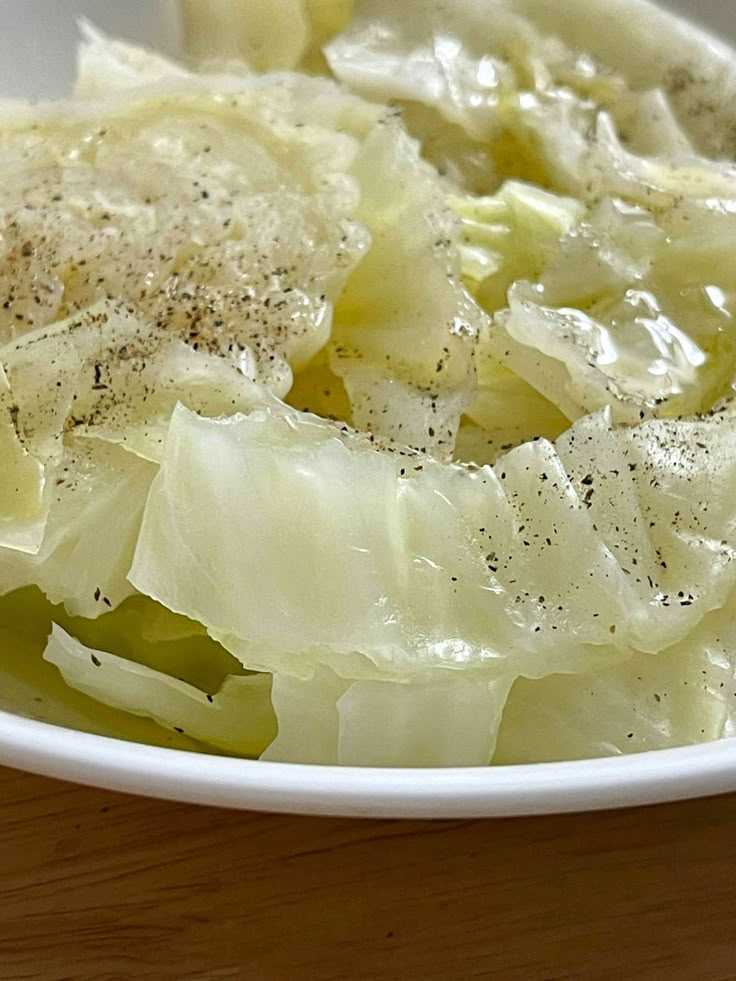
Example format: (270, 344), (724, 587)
(337, 674), (513, 766)
(0, 365), (47, 552)
(74, 20), (190, 99)
(44, 623), (276, 756)
(327, 0), (736, 197)
(0, 66), (370, 401)
(462, 351), (570, 460)
(1, 300), (268, 465)
(0, 298), (268, 579)
(327, 0), (523, 143)
(180, 0), (353, 75)
(262, 668), (513, 767)
(322, 1), (618, 193)
(261, 669), (346, 765)
(590, 112), (736, 208)
(329, 120), (483, 457)
(512, 0), (736, 158)
(0, 589), (199, 749)
(495, 603), (736, 763)
(555, 411), (736, 653)
(490, 195), (736, 424)
(133, 402), (736, 685)
(451, 181), (583, 302)
(0, 438), (156, 617)
(180, 0), (309, 73)
(130, 404), (671, 684)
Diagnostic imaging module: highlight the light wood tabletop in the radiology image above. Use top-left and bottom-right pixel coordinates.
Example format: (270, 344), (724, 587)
(0, 766), (733, 980)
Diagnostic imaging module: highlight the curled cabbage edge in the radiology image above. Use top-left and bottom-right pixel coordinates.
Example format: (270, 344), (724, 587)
(130, 404), (736, 681)
(44, 623), (277, 756)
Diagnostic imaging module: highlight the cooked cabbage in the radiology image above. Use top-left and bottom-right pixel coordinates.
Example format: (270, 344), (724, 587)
(495, 603), (736, 762)
(0, 2), (734, 768)
(328, 0), (736, 430)
(44, 623), (276, 756)
(263, 668), (512, 766)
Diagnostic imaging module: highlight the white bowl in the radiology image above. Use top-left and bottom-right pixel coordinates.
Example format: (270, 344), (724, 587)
(0, 0), (735, 818)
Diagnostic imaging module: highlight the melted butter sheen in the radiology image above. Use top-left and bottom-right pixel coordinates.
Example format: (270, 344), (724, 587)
(0, 90), (369, 399)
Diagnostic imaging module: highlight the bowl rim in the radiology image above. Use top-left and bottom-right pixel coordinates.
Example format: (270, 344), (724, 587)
(0, 707), (734, 817)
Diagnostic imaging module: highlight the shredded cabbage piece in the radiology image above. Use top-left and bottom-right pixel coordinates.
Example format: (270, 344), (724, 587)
(0, 589), (200, 749)
(129, 402), (736, 686)
(0, 438), (156, 618)
(495, 603), (736, 762)
(44, 623), (276, 756)
(456, 186), (736, 427)
(1, 300), (269, 465)
(263, 668), (513, 767)
(328, 119), (482, 457)
(180, 0), (353, 74)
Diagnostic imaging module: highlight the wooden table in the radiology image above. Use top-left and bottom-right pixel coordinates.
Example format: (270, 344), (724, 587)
(0, 766), (733, 980)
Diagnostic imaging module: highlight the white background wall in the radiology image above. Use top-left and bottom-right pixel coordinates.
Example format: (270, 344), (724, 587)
(0, 0), (181, 98)
(667, 0), (736, 37)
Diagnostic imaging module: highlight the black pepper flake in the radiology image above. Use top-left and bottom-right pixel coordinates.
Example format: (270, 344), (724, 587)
(90, 654), (101, 667)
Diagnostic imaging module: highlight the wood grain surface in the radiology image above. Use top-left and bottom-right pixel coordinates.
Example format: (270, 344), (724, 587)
(0, 766), (733, 980)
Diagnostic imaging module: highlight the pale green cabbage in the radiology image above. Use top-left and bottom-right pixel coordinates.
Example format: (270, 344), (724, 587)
(0, 438), (156, 618)
(263, 668), (512, 766)
(0, 588), (202, 749)
(495, 603), (736, 762)
(44, 624), (276, 756)
(328, 120), (483, 458)
(0, 3), (735, 767)
(180, 0), (353, 74)
(129, 403), (736, 677)
(129, 404), (636, 683)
